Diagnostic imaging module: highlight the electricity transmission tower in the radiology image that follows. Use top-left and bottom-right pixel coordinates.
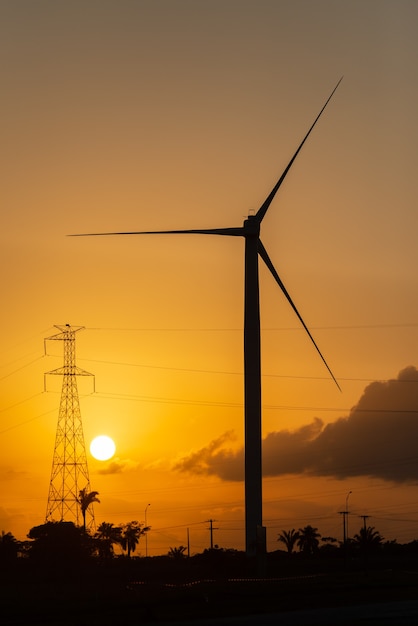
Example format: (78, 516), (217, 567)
(45, 324), (96, 530)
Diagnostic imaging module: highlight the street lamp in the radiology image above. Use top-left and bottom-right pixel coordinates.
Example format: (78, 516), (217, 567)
(345, 491), (352, 542)
(145, 503), (151, 557)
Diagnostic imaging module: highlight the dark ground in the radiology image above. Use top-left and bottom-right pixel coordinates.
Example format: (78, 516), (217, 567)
(3, 566), (418, 625)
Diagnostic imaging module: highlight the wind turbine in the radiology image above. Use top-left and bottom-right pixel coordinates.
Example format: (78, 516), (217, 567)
(71, 78), (342, 556)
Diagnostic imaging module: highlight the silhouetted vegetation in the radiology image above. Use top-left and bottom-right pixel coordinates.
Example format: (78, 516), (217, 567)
(168, 545), (188, 559)
(95, 521), (122, 559)
(119, 520), (149, 557)
(353, 525), (384, 552)
(296, 524), (321, 556)
(3, 520), (418, 624)
(77, 488), (100, 531)
(26, 521), (96, 576)
(0, 530), (20, 567)
(277, 528), (299, 554)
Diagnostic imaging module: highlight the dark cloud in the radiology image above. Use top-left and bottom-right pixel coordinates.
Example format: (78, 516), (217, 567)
(173, 431), (242, 480)
(175, 366), (418, 484)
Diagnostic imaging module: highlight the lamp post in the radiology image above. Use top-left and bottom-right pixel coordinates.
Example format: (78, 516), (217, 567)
(145, 503), (150, 557)
(345, 490), (352, 544)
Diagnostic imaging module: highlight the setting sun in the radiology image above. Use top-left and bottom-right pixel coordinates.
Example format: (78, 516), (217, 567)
(90, 435), (116, 461)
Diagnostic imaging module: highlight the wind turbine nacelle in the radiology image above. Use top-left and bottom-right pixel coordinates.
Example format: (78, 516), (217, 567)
(243, 215), (260, 236)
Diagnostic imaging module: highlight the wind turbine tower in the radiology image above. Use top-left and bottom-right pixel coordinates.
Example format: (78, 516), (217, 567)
(71, 79), (342, 554)
(45, 324), (96, 530)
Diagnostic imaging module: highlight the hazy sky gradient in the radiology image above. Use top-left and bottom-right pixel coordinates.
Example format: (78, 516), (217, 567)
(1, 1), (418, 553)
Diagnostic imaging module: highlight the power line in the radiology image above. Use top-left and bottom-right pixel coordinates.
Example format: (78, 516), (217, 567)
(0, 355), (45, 382)
(89, 390), (418, 415)
(77, 356), (418, 384)
(4, 340), (417, 388)
(84, 323), (418, 332)
(0, 392), (44, 414)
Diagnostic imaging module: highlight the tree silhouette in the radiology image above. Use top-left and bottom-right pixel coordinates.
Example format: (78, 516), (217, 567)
(320, 536), (339, 556)
(297, 525), (321, 555)
(277, 529), (300, 554)
(95, 521), (122, 559)
(77, 488), (100, 531)
(120, 521), (149, 558)
(27, 521), (94, 573)
(0, 530), (20, 565)
(168, 545), (188, 559)
(354, 526), (384, 552)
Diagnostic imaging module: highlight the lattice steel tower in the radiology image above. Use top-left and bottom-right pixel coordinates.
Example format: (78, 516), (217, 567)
(45, 324), (96, 530)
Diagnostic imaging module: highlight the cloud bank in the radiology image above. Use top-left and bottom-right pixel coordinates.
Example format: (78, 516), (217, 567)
(175, 366), (418, 484)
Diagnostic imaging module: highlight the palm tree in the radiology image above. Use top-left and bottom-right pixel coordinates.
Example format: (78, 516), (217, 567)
(168, 545), (188, 559)
(297, 525), (321, 555)
(354, 526), (383, 552)
(95, 522), (122, 559)
(120, 521), (149, 558)
(77, 488), (100, 531)
(277, 529), (300, 554)
(0, 530), (20, 562)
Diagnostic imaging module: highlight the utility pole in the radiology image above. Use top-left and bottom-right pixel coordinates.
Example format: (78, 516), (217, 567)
(207, 519), (218, 550)
(359, 514), (370, 572)
(338, 511), (348, 548)
(145, 503), (151, 557)
(45, 325), (95, 530)
(338, 490), (352, 565)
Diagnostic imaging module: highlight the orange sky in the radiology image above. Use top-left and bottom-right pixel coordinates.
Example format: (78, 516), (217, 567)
(1, 1), (418, 555)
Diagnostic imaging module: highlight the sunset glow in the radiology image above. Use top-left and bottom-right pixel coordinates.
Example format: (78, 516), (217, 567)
(1, 1), (418, 557)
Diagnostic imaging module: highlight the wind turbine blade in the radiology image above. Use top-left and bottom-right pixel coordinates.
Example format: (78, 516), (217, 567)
(258, 240), (341, 391)
(69, 227), (244, 237)
(255, 77), (343, 224)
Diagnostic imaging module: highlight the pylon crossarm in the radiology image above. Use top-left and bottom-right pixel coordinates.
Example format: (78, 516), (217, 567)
(45, 366), (93, 376)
